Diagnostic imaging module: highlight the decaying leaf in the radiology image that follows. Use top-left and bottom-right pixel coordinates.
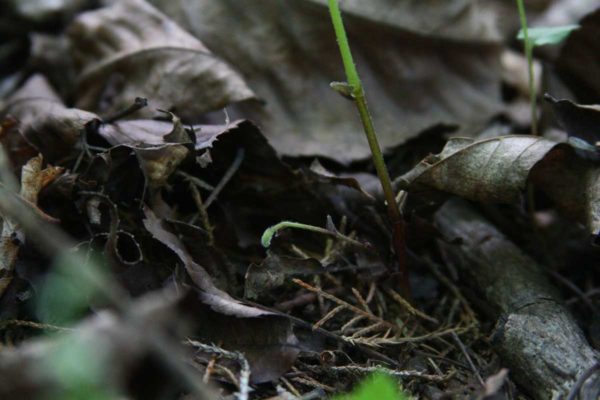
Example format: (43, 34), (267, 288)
(68, 0), (256, 119)
(556, 8), (600, 103)
(142, 206), (300, 383)
(149, 0), (504, 161)
(396, 136), (557, 203)
(0, 155), (63, 297)
(398, 135), (600, 237)
(2, 75), (99, 162)
(545, 94), (600, 146)
(245, 252), (323, 300)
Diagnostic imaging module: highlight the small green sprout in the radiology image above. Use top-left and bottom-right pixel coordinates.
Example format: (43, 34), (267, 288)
(261, 219), (365, 249)
(262, 0), (409, 296)
(335, 373), (410, 400)
(517, 25), (579, 47)
(515, 0), (579, 136)
(327, 0), (409, 295)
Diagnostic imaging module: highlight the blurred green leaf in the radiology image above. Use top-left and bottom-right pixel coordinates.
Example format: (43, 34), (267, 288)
(517, 25), (579, 47)
(46, 334), (115, 400)
(37, 252), (107, 325)
(335, 373), (409, 400)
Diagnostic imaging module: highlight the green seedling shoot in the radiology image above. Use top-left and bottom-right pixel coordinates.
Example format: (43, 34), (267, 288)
(262, 0), (410, 297)
(327, 0), (408, 296)
(335, 373), (411, 400)
(515, 0), (579, 136)
(261, 220), (364, 249)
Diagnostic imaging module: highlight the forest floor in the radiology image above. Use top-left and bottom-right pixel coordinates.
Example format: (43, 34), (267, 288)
(1, 1), (600, 399)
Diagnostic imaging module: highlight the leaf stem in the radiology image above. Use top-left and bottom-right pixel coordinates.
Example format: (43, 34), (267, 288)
(516, 0), (538, 136)
(327, 0), (409, 296)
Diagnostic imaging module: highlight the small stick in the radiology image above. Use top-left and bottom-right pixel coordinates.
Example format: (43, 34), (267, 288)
(385, 287), (439, 324)
(293, 278), (403, 334)
(451, 332), (484, 386)
(205, 148), (244, 208)
(188, 182), (214, 245)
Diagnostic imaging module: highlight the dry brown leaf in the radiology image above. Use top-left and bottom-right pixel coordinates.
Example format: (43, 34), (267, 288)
(2, 75), (99, 162)
(396, 135), (557, 203)
(398, 135), (600, 237)
(556, 8), (600, 103)
(149, 0), (504, 161)
(142, 206), (300, 383)
(68, 0), (256, 119)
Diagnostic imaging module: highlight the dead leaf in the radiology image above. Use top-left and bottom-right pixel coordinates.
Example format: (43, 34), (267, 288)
(545, 94), (600, 146)
(149, 0), (504, 161)
(142, 206), (300, 383)
(2, 75), (99, 162)
(91, 116), (195, 189)
(245, 252), (323, 300)
(556, 8), (600, 103)
(396, 135), (557, 203)
(397, 135), (600, 237)
(0, 155), (63, 297)
(482, 368), (509, 397)
(68, 0), (256, 119)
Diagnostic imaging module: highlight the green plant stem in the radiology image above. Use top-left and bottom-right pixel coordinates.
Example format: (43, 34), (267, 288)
(516, 0), (538, 136)
(261, 220), (365, 249)
(327, 0), (409, 296)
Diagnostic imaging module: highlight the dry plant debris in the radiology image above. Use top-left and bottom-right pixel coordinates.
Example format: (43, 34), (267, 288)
(0, 1), (600, 399)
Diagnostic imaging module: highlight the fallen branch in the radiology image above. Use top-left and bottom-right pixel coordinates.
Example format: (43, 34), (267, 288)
(435, 199), (600, 399)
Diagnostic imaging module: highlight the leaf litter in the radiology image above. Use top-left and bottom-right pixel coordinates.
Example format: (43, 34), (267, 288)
(0, 0), (600, 399)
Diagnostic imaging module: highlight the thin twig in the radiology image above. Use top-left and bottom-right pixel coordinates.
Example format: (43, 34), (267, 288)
(451, 332), (484, 386)
(188, 182), (214, 245)
(176, 170), (215, 191)
(0, 319), (72, 332)
(186, 339), (251, 400)
(385, 287), (439, 324)
(352, 287), (373, 314)
(313, 305), (345, 330)
(293, 279), (403, 334)
(566, 362), (600, 400)
(205, 147), (245, 208)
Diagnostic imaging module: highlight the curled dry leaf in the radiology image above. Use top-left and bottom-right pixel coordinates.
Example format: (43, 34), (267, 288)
(2, 75), (99, 162)
(397, 135), (600, 236)
(93, 112), (199, 189)
(68, 0), (256, 119)
(149, 0), (503, 161)
(545, 94), (600, 146)
(0, 155), (63, 297)
(396, 136), (557, 203)
(142, 206), (300, 382)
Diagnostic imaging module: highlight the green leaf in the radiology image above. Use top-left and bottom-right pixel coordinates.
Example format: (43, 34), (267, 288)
(335, 373), (409, 400)
(517, 25), (579, 47)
